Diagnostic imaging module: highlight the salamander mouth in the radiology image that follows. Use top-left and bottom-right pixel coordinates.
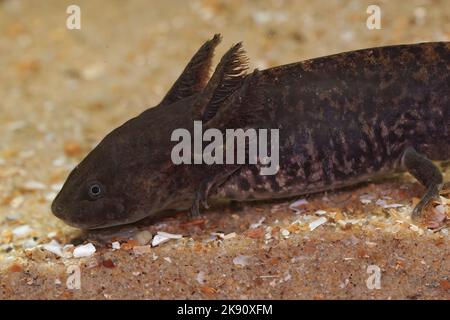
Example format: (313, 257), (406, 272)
(51, 200), (65, 219)
(51, 201), (100, 229)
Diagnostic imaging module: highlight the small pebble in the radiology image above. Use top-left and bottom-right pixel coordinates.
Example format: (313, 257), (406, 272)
(250, 217), (265, 229)
(22, 238), (38, 249)
(196, 271), (206, 284)
(51, 183), (64, 191)
(44, 191), (57, 202)
(22, 180), (46, 191)
(111, 241), (121, 250)
(47, 231), (57, 238)
(64, 141), (82, 157)
(233, 255), (255, 267)
(10, 196), (24, 208)
(52, 157), (66, 166)
(223, 232), (236, 239)
(73, 243), (96, 258)
(134, 230), (153, 245)
(133, 245), (152, 255)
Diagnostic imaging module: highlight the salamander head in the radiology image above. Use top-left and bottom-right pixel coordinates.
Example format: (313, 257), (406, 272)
(51, 160), (129, 229)
(51, 104), (195, 229)
(51, 127), (148, 229)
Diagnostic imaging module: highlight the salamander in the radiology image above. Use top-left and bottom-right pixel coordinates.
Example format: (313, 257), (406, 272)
(51, 34), (449, 229)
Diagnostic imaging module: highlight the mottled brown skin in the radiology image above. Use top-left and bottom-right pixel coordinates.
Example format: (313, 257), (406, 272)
(215, 41), (450, 200)
(52, 35), (449, 229)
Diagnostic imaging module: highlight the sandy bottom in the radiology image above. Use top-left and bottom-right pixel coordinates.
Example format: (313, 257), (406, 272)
(0, 0), (449, 299)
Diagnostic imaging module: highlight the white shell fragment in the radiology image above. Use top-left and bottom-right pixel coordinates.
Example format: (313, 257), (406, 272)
(308, 217), (328, 231)
(289, 199), (308, 213)
(12, 225), (32, 237)
(250, 217), (266, 229)
(375, 199), (404, 209)
(233, 255), (255, 267)
(151, 231), (183, 247)
(22, 238), (38, 249)
(383, 203), (404, 209)
(151, 234), (170, 247)
(196, 271), (206, 284)
(42, 240), (63, 257)
(111, 241), (121, 250)
(73, 243), (96, 258)
(157, 231), (183, 239)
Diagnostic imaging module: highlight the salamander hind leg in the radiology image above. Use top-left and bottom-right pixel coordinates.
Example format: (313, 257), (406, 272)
(401, 146), (444, 220)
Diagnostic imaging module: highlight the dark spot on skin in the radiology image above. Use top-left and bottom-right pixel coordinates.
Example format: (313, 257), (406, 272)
(269, 176), (282, 192)
(239, 178), (251, 191)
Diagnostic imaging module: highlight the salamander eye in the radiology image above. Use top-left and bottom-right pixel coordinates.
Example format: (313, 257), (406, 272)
(88, 183), (103, 199)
